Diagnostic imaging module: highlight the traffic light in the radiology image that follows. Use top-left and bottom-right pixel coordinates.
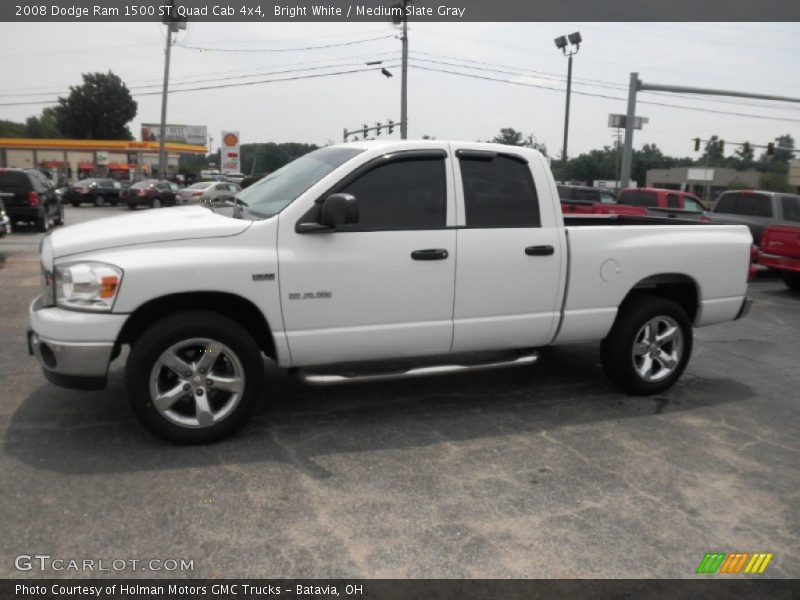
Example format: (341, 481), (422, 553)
(693, 137), (700, 152)
(767, 142), (775, 156)
(376, 122), (382, 136)
(388, 120), (395, 134)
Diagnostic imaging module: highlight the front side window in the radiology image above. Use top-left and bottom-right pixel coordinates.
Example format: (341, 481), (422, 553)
(619, 190), (658, 207)
(684, 198), (702, 212)
(336, 157), (447, 230)
(459, 155), (540, 228)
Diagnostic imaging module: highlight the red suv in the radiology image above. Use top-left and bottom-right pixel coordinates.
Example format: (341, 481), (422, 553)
(618, 188), (708, 220)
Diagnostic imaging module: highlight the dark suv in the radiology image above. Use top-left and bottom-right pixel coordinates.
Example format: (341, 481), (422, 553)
(0, 168), (64, 232)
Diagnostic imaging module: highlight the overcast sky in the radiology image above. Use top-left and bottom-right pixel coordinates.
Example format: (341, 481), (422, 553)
(1, 21), (799, 159)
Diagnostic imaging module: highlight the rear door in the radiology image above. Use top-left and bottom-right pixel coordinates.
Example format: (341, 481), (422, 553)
(451, 147), (563, 352)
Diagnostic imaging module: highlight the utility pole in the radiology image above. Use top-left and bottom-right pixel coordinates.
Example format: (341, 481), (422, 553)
(400, 0), (409, 139)
(158, 1), (185, 179)
(157, 24), (172, 179)
(554, 32), (581, 182)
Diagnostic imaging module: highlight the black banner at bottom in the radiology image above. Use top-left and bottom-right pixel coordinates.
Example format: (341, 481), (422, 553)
(2, 579), (800, 600)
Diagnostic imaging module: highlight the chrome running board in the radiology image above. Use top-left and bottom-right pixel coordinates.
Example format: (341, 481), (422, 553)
(294, 352), (539, 386)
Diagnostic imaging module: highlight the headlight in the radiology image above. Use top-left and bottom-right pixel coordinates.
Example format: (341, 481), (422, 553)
(55, 262), (123, 311)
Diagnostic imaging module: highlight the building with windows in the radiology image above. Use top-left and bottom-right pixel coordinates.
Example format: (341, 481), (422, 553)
(0, 137), (207, 184)
(646, 167), (761, 203)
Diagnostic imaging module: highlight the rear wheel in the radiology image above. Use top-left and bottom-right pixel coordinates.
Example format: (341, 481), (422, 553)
(600, 295), (692, 395)
(36, 211), (50, 233)
(94, 195), (104, 207)
(54, 204), (65, 226)
(151, 197), (162, 209)
(125, 311), (265, 444)
(782, 271), (800, 291)
(127, 202), (137, 210)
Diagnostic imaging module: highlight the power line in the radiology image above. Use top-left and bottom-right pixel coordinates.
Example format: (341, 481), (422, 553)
(407, 63), (800, 124)
(175, 34), (394, 52)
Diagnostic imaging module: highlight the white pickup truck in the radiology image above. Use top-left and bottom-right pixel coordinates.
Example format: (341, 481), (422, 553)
(28, 141), (754, 443)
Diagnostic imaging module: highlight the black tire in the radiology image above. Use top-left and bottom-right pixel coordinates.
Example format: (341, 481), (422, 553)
(125, 311), (265, 444)
(70, 200), (80, 208)
(54, 204), (65, 226)
(600, 295), (692, 395)
(151, 197), (162, 209)
(110, 200), (118, 207)
(36, 211), (50, 233)
(127, 202), (137, 210)
(94, 195), (104, 207)
(782, 271), (800, 291)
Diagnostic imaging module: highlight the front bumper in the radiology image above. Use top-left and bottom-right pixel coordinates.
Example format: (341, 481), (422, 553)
(27, 296), (127, 390)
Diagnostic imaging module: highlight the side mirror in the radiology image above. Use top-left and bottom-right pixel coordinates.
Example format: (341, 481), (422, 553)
(320, 193), (359, 228)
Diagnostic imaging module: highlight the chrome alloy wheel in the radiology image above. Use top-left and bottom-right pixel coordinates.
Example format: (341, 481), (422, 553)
(149, 338), (245, 429)
(631, 316), (684, 383)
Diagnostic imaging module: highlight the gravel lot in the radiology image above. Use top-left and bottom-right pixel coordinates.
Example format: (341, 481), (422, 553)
(1, 206), (798, 579)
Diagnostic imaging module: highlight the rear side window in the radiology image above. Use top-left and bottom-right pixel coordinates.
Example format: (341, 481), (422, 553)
(781, 196), (800, 222)
(573, 188), (599, 201)
(556, 185), (571, 200)
(459, 155), (540, 228)
(666, 193), (680, 208)
(337, 157), (447, 230)
(619, 190), (658, 207)
(714, 194), (737, 213)
(737, 194), (773, 217)
(0, 171), (33, 193)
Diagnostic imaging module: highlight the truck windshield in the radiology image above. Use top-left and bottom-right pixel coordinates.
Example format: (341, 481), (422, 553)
(237, 147), (363, 218)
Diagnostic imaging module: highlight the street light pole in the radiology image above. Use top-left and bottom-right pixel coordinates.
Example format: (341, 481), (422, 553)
(400, 0), (409, 139)
(562, 52), (573, 181)
(554, 31), (581, 183)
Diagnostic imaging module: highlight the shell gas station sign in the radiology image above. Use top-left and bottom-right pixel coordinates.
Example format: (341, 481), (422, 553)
(220, 131), (240, 175)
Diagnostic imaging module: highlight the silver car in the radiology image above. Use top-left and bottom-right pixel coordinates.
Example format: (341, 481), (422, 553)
(177, 181), (241, 204)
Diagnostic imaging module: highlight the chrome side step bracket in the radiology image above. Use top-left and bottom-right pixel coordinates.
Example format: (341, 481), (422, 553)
(294, 352), (539, 386)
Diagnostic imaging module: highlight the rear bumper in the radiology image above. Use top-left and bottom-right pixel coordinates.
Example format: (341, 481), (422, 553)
(6, 206), (43, 220)
(27, 296), (127, 390)
(759, 253), (800, 273)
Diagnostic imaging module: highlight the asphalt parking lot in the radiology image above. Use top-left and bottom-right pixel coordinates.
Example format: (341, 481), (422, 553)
(0, 205), (798, 579)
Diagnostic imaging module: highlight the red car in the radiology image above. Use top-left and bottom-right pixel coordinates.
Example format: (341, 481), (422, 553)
(759, 224), (800, 291)
(618, 188), (709, 221)
(121, 179), (177, 210)
(558, 185), (647, 216)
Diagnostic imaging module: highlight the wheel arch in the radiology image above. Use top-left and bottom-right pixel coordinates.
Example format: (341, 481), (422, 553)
(114, 291), (276, 360)
(624, 273), (700, 323)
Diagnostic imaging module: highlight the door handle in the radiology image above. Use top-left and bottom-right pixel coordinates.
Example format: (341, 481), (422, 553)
(525, 245), (555, 256)
(411, 248), (449, 261)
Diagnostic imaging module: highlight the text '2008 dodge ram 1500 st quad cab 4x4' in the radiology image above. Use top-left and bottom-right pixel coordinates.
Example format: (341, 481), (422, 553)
(28, 141), (754, 444)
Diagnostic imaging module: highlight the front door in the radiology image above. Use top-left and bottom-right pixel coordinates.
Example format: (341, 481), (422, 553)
(279, 151), (458, 366)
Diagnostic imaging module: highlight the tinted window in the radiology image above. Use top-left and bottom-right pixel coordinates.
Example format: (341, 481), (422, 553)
(215, 183), (228, 191)
(781, 196), (800, 222)
(714, 194), (737, 213)
(737, 194), (773, 217)
(619, 190), (658, 207)
(666, 193), (680, 208)
(0, 171), (31, 193)
(556, 185), (571, 200)
(459, 155), (539, 228)
(573, 188), (599, 201)
(337, 157), (447, 230)
(131, 181), (152, 190)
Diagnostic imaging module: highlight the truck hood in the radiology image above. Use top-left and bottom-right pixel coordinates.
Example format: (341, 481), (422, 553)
(50, 206), (252, 258)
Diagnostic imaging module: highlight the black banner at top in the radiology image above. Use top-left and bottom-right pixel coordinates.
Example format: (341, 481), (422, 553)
(3, 0), (800, 22)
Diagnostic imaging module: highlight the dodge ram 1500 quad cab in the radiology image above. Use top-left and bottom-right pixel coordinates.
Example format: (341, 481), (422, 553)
(28, 141), (754, 443)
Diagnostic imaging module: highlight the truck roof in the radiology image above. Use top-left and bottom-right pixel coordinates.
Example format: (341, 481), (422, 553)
(340, 139), (547, 160)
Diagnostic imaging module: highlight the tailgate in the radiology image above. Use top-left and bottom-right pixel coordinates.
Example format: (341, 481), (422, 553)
(761, 225), (800, 259)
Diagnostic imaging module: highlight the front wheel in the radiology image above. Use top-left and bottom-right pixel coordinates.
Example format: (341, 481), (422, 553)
(36, 211), (50, 233)
(127, 202), (137, 210)
(94, 195), (104, 207)
(782, 271), (800, 291)
(150, 197), (162, 209)
(125, 311), (265, 444)
(600, 295), (692, 395)
(54, 204), (65, 226)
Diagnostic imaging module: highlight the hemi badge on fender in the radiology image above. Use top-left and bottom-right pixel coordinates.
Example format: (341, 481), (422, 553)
(252, 273), (275, 281)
